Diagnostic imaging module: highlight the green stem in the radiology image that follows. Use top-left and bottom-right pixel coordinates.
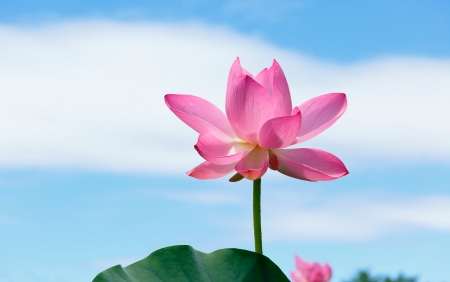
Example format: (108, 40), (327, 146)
(253, 178), (263, 254)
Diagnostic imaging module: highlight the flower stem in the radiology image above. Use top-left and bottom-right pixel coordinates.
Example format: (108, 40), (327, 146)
(253, 178), (263, 254)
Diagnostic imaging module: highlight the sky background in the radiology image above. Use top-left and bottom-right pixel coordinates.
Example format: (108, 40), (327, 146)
(1, 1), (450, 281)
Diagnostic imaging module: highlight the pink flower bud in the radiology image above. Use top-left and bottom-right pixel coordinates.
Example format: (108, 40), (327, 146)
(291, 255), (332, 282)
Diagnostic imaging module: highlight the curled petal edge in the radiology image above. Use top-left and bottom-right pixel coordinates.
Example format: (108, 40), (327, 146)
(293, 93), (347, 144)
(273, 148), (348, 181)
(259, 112), (301, 149)
(187, 161), (237, 180)
(235, 147), (269, 180)
(195, 145), (252, 165)
(195, 128), (255, 165)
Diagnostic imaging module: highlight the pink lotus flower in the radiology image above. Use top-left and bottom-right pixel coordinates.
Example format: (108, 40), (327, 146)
(164, 58), (348, 181)
(291, 255), (332, 282)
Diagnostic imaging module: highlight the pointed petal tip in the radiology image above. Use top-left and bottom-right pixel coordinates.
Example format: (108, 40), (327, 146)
(294, 93), (348, 144)
(231, 57), (241, 67)
(259, 111), (301, 149)
(163, 93), (172, 105)
(343, 168), (350, 177)
(186, 161), (236, 180)
(336, 160), (350, 178)
(331, 92), (347, 102)
(317, 92), (347, 100)
(294, 255), (312, 273)
(270, 59), (284, 72)
(274, 148), (349, 181)
(324, 92), (348, 105)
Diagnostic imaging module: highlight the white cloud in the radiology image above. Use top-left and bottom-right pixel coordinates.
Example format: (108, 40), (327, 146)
(0, 20), (449, 174)
(261, 190), (450, 241)
(120, 183), (450, 242)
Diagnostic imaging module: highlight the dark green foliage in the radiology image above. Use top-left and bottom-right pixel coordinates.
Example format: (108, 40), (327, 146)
(345, 270), (417, 282)
(93, 245), (290, 282)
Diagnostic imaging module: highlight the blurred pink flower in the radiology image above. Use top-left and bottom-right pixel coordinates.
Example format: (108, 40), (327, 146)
(165, 58), (348, 181)
(291, 255), (332, 282)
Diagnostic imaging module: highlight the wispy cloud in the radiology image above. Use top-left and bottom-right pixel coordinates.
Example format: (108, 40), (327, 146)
(103, 182), (450, 242)
(261, 190), (450, 241)
(0, 20), (449, 174)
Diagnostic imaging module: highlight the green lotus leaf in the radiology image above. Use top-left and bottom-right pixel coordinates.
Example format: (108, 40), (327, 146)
(93, 245), (290, 282)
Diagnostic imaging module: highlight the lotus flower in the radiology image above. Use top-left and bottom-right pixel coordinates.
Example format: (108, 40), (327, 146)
(291, 255), (332, 282)
(164, 58), (348, 181)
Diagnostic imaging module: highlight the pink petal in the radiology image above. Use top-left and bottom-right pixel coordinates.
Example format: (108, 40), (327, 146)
(227, 57), (252, 101)
(195, 128), (254, 165)
(255, 68), (269, 89)
(273, 148), (348, 181)
(295, 255), (312, 274)
(259, 111), (301, 149)
(268, 60), (292, 117)
(165, 94), (235, 137)
(322, 263), (332, 281)
(187, 161), (237, 180)
(268, 150), (280, 170)
(255, 61), (292, 117)
(308, 264), (326, 282)
(291, 270), (306, 282)
(294, 93), (347, 143)
(235, 146), (269, 180)
(226, 75), (274, 144)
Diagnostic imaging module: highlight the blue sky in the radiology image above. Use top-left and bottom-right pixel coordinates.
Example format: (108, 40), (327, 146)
(0, 1), (450, 281)
(1, 0), (450, 62)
